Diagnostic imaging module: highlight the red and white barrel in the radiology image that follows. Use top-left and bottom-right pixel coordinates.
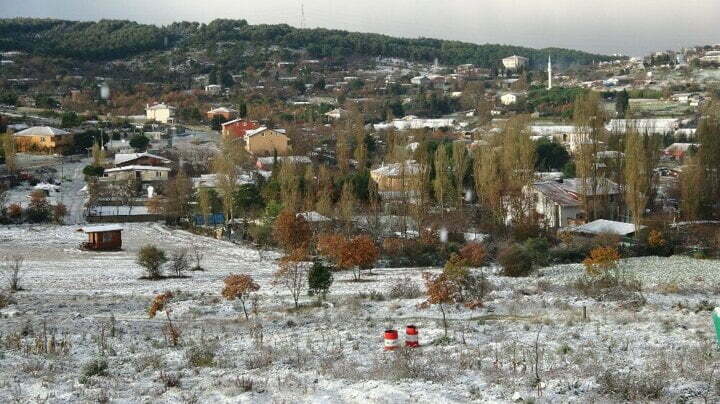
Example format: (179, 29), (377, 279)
(405, 325), (419, 347)
(384, 329), (399, 350)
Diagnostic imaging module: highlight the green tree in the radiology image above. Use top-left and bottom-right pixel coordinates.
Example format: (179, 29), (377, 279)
(137, 245), (167, 279)
(308, 261), (333, 300)
(615, 89), (629, 118)
(535, 138), (570, 171)
(129, 134), (150, 151)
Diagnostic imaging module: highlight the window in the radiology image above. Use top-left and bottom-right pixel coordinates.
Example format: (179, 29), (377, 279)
(102, 232), (113, 242)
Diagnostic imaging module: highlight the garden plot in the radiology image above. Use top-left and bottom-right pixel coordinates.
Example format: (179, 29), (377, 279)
(0, 224), (719, 403)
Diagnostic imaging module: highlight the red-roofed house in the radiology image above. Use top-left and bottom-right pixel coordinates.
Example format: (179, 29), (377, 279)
(221, 119), (260, 139)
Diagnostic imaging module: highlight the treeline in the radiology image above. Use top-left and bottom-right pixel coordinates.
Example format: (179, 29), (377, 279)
(0, 18), (615, 68)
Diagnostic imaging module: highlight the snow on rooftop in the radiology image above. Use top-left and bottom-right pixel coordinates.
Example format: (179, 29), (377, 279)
(14, 126), (71, 137)
(104, 165), (171, 173)
(80, 225), (124, 233)
(572, 219), (643, 236)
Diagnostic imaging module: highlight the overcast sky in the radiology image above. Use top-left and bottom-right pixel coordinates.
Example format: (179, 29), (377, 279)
(2, 0), (719, 56)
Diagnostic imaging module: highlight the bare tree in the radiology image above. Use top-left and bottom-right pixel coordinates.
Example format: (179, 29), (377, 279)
(169, 249), (190, 277)
(2, 255), (25, 292)
(190, 242), (205, 271)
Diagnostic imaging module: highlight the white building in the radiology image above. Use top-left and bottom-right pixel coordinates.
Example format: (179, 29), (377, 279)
(502, 55), (529, 71)
(607, 119), (679, 135)
(372, 116), (457, 131)
(145, 103), (176, 124)
(528, 178), (621, 228)
(500, 93), (522, 105)
(102, 165), (171, 183)
(205, 84), (222, 95)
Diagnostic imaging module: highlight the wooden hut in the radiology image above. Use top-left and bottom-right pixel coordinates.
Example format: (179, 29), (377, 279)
(80, 225), (123, 251)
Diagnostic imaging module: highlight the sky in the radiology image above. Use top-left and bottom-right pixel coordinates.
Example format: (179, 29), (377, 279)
(1, 0), (719, 56)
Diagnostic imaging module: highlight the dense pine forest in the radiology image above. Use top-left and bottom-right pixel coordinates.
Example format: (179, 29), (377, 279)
(0, 18), (614, 68)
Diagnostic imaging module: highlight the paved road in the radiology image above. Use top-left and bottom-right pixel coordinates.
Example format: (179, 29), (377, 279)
(4, 154), (89, 225)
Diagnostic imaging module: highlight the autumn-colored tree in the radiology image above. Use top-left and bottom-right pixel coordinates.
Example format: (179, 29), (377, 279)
(582, 246), (620, 277)
(52, 203), (68, 224)
(345, 235), (379, 281)
(443, 254), (470, 301)
(222, 274), (261, 320)
(164, 170), (193, 221)
(317, 234), (379, 281)
(273, 209), (311, 252)
(459, 243), (487, 267)
(274, 248), (309, 308)
(7, 203), (21, 219)
(423, 272), (457, 337)
(317, 233), (346, 259)
(148, 291), (180, 346)
(647, 229), (666, 249)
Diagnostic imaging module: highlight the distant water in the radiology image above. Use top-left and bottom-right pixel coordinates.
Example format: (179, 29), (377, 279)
(2, 0), (720, 56)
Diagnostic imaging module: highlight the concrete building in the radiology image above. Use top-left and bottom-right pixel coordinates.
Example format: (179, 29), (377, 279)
(102, 165), (171, 183)
(207, 107), (238, 121)
(145, 103), (176, 124)
(529, 178), (621, 228)
(244, 127), (289, 156)
(13, 126), (74, 154)
(502, 55), (529, 71)
(500, 93), (522, 105)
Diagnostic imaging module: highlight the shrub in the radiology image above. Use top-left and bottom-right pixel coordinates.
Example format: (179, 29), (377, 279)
(82, 165), (104, 177)
(80, 358), (108, 383)
(1, 255), (25, 292)
(185, 344), (216, 367)
(498, 244), (533, 277)
(137, 245), (167, 279)
(459, 243), (487, 267)
(597, 369), (665, 401)
(523, 237), (550, 267)
(308, 260), (333, 300)
(387, 276), (424, 299)
(7, 203), (22, 219)
(583, 246), (620, 276)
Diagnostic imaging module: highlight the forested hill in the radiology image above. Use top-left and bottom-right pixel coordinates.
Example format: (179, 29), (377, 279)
(0, 18), (616, 68)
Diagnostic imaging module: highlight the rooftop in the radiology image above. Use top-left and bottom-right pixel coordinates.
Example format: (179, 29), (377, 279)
(14, 126), (71, 137)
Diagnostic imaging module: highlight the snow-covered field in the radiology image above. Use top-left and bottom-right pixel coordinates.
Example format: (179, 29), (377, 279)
(1, 224), (719, 403)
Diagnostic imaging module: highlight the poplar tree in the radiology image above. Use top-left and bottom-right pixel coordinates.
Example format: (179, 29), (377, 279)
(573, 91), (607, 221)
(2, 133), (16, 174)
(433, 145), (454, 214)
